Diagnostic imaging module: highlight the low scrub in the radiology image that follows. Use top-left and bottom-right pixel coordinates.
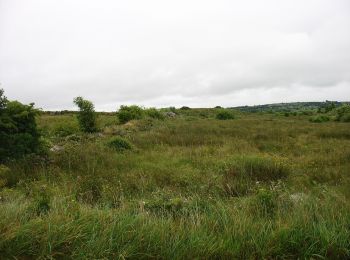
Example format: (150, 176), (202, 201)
(216, 110), (235, 120)
(335, 105), (350, 122)
(108, 137), (132, 152)
(117, 105), (144, 124)
(309, 115), (330, 123)
(145, 108), (165, 120)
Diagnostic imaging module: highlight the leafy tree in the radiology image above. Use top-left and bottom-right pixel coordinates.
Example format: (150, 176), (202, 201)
(73, 97), (98, 132)
(0, 89), (41, 161)
(117, 105), (144, 124)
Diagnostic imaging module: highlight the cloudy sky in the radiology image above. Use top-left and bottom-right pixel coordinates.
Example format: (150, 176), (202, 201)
(0, 0), (349, 110)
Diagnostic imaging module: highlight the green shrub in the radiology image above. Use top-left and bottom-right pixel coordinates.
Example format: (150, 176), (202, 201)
(180, 106), (190, 110)
(216, 110), (235, 120)
(335, 105), (350, 122)
(117, 105), (144, 124)
(309, 115), (330, 123)
(73, 97), (98, 132)
(0, 89), (42, 161)
(145, 108), (165, 120)
(108, 137), (132, 151)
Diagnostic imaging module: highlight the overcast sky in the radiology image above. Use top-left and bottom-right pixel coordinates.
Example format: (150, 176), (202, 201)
(0, 0), (349, 110)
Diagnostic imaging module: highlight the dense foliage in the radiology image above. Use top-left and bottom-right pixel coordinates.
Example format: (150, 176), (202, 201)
(335, 105), (350, 122)
(73, 97), (97, 132)
(145, 108), (165, 120)
(108, 137), (132, 151)
(216, 109), (235, 120)
(0, 89), (41, 161)
(117, 105), (144, 124)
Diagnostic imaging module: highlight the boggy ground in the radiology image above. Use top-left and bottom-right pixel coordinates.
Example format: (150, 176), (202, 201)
(1, 111), (350, 259)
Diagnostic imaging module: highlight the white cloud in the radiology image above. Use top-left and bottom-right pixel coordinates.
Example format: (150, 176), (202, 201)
(0, 0), (349, 110)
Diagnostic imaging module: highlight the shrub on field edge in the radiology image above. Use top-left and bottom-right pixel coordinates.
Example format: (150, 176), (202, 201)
(108, 137), (132, 151)
(145, 108), (165, 120)
(335, 105), (350, 122)
(216, 110), (235, 120)
(0, 89), (42, 161)
(117, 105), (144, 124)
(309, 115), (330, 123)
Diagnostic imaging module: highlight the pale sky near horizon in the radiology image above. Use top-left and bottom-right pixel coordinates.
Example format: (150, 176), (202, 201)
(0, 0), (349, 111)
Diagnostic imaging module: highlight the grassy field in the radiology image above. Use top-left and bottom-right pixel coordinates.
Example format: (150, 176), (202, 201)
(1, 110), (350, 259)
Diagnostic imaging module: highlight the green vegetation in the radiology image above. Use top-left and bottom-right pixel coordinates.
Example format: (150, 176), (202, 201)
(0, 89), (42, 161)
(216, 109), (235, 120)
(335, 105), (350, 122)
(309, 115), (330, 123)
(117, 105), (144, 124)
(108, 137), (132, 151)
(73, 96), (98, 133)
(1, 99), (350, 258)
(145, 108), (165, 120)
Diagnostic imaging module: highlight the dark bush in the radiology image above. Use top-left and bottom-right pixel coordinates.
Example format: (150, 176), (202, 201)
(73, 97), (98, 132)
(180, 106), (190, 110)
(117, 105), (144, 124)
(108, 137), (132, 151)
(309, 115), (330, 123)
(0, 89), (42, 161)
(216, 110), (235, 120)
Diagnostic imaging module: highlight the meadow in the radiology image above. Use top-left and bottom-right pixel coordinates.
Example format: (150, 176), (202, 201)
(1, 109), (350, 259)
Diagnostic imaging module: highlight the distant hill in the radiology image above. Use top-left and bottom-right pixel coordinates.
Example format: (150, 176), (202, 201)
(232, 101), (350, 113)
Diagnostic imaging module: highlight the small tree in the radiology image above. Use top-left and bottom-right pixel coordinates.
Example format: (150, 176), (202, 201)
(145, 108), (165, 120)
(73, 97), (98, 132)
(0, 89), (41, 161)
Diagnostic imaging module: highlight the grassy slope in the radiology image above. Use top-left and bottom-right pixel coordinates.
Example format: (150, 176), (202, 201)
(1, 112), (350, 259)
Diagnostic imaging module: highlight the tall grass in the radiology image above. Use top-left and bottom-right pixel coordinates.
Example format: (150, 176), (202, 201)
(0, 112), (349, 258)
